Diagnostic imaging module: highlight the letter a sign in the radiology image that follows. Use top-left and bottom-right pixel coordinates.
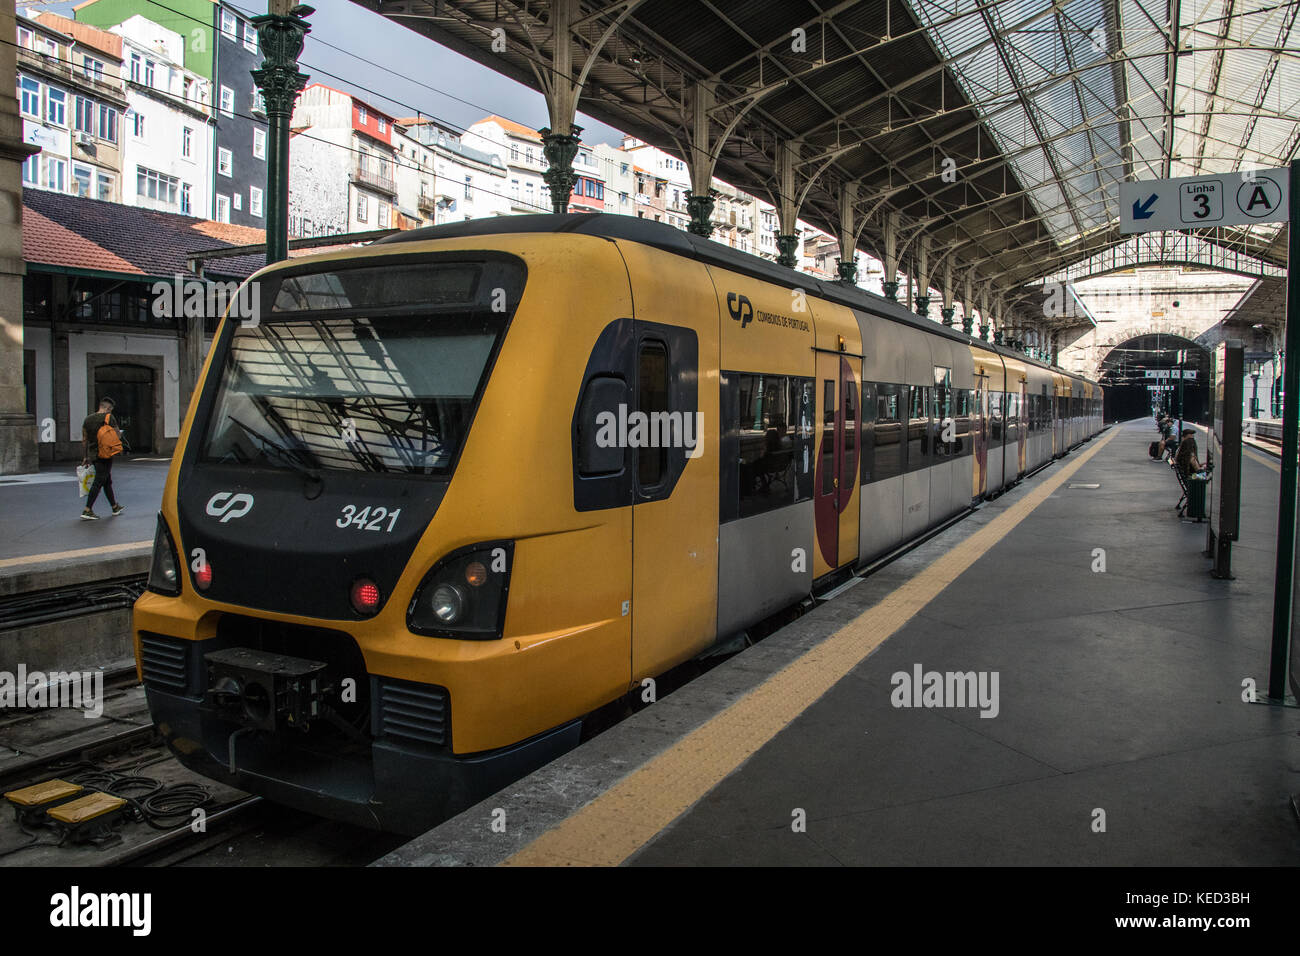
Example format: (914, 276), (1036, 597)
(1120, 169), (1289, 234)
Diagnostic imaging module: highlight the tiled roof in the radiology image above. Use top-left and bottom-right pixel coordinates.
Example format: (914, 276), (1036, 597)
(23, 189), (265, 280)
(473, 115), (541, 141)
(34, 12), (122, 60)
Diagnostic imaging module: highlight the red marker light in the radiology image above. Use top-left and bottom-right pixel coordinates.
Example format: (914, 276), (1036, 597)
(350, 579), (381, 614)
(195, 561), (213, 590)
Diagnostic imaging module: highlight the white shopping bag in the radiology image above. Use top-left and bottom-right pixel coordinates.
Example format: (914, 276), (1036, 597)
(77, 464), (95, 498)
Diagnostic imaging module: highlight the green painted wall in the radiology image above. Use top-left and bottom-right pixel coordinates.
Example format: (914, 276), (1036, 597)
(75, 0), (216, 82)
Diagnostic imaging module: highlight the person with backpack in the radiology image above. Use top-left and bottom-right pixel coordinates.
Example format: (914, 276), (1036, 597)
(81, 397), (125, 520)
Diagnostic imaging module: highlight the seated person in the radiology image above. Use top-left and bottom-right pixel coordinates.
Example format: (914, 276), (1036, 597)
(1174, 428), (1202, 477)
(1160, 417), (1178, 458)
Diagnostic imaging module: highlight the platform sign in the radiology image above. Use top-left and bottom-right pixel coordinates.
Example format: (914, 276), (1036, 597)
(1120, 168), (1289, 234)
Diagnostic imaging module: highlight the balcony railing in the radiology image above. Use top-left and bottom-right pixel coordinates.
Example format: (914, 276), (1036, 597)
(353, 162), (396, 196)
(418, 194), (438, 215)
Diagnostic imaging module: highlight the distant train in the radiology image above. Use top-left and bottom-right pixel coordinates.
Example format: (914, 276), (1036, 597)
(133, 214), (1103, 832)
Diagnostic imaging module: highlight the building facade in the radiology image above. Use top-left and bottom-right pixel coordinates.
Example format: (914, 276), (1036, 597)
(468, 115), (547, 214)
(398, 116), (509, 223)
(16, 13), (127, 204)
(113, 15), (213, 219)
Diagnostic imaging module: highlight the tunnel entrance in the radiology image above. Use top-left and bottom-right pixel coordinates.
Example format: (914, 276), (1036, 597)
(1097, 334), (1211, 423)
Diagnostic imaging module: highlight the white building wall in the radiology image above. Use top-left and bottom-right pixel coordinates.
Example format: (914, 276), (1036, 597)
(288, 125), (350, 237)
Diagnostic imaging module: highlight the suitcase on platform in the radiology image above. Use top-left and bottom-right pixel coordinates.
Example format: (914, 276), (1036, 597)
(1149, 441), (1161, 459)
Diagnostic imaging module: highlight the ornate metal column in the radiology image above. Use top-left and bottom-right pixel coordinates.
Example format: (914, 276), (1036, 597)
(837, 255), (857, 283)
(253, 2), (312, 265)
(883, 280), (900, 302)
(915, 295), (930, 318)
(541, 124), (582, 214)
(941, 307), (955, 326)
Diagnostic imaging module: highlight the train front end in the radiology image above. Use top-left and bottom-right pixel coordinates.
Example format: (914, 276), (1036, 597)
(132, 239), (612, 833)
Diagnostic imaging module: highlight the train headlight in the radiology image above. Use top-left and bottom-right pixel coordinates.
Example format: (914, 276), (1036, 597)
(431, 584), (464, 623)
(408, 541), (513, 640)
(147, 513), (182, 596)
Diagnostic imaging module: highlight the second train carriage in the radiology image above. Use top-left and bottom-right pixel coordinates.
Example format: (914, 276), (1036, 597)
(133, 214), (1102, 831)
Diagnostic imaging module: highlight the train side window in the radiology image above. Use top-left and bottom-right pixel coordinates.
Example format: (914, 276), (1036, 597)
(860, 382), (877, 484)
(576, 375), (628, 476)
(737, 373), (798, 519)
(794, 378), (815, 502)
(637, 341), (668, 487)
(821, 379), (836, 495)
(906, 385), (930, 472)
(870, 383), (903, 482)
(842, 376), (857, 492)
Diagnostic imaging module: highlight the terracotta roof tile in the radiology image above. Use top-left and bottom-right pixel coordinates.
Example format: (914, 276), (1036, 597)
(474, 115), (541, 141)
(22, 206), (142, 275)
(34, 12), (122, 60)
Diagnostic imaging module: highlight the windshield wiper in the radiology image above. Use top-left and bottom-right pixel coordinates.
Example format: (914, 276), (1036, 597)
(227, 415), (321, 484)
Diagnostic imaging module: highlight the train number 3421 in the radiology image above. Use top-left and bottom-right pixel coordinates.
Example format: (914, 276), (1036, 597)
(336, 505), (402, 532)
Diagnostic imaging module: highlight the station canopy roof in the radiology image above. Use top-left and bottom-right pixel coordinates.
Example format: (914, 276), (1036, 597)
(355, 0), (1298, 324)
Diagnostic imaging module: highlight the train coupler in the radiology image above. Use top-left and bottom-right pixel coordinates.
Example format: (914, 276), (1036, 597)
(205, 646), (330, 733)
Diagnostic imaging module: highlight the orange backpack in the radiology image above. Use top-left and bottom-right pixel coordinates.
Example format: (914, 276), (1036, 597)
(96, 413), (123, 459)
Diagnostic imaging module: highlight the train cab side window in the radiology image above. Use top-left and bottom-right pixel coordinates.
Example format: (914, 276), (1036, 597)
(637, 342), (669, 487)
(576, 375), (629, 476)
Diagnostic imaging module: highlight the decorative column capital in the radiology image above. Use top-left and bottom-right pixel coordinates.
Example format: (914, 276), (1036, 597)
(837, 255), (858, 283)
(914, 295), (930, 318)
(941, 306), (955, 327)
(993, 329), (1004, 346)
(252, 8), (312, 115)
(882, 280), (899, 302)
(686, 191), (715, 237)
(776, 234), (799, 268)
(539, 125), (583, 215)
(979, 324), (989, 341)
(962, 315), (974, 335)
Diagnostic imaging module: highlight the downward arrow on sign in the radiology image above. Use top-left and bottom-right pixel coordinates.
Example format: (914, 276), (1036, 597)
(1132, 194), (1157, 219)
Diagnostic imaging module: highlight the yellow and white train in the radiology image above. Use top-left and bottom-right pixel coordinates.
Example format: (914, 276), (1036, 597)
(133, 214), (1103, 832)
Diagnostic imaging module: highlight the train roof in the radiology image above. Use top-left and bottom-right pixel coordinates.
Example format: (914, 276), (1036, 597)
(378, 213), (1098, 387)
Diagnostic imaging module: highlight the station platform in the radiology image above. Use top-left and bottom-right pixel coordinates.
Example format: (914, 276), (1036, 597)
(380, 419), (1300, 867)
(0, 457), (168, 577)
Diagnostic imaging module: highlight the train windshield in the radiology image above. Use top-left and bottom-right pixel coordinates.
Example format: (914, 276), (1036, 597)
(198, 262), (506, 476)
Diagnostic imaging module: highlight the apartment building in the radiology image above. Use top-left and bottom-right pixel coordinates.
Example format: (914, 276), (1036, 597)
(468, 115), (548, 214)
(594, 141), (634, 216)
(16, 13), (127, 203)
(76, 0), (269, 226)
(112, 16), (214, 219)
(398, 117), (509, 223)
(288, 83), (399, 237)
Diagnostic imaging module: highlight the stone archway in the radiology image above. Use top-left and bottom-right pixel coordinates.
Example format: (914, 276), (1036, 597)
(1097, 333), (1211, 423)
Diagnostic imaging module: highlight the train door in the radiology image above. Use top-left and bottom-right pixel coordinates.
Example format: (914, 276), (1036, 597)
(1018, 380), (1028, 475)
(813, 351), (860, 577)
(620, 245), (720, 682)
(973, 371), (989, 498)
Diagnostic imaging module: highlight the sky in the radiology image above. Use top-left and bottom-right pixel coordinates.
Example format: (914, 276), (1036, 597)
(32, 0), (627, 148)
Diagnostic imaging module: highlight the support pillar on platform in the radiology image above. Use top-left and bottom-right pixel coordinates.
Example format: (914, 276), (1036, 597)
(0, 0), (40, 473)
(881, 211), (899, 301)
(540, 125), (582, 213)
(252, 1), (312, 265)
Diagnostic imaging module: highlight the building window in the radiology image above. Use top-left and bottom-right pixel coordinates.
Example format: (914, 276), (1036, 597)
(252, 89), (266, 114)
(97, 171), (114, 201)
(232, 192), (241, 210)
(464, 175), (473, 200)
(220, 86), (234, 117)
(620, 162), (629, 175)
(253, 128), (266, 159)
(17, 26), (32, 50)
(40, 37), (58, 58)
(218, 147), (232, 176)
(137, 166), (179, 206)
(21, 154), (39, 186)
(358, 105), (368, 124)
(71, 163), (92, 198)
(98, 105), (117, 143)
(82, 57), (105, 82)
(242, 22), (258, 53)
(216, 194), (230, 222)
(356, 193), (368, 222)
(250, 186), (263, 218)
(221, 10), (237, 39)
(183, 126), (193, 158)
(144, 59), (155, 88)
(130, 53), (141, 83)
(181, 182), (192, 215)
(19, 76), (40, 118)
(510, 144), (519, 162)
(74, 96), (94, 133)
(132, 112), (145, 138)
(378, 203), (390, 228)
(47, 158), (67, 192)
(46, 88), (66, 127)
(377, 117), (387, 133)
(525, 147), (534, 165)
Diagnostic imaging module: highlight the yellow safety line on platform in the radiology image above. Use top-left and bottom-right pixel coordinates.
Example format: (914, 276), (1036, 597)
(503, 429), (1119, 867)
(0, 541), (152, 572)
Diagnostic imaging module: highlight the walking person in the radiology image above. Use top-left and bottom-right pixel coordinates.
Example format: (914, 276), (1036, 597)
(81, 397), (125, 520)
